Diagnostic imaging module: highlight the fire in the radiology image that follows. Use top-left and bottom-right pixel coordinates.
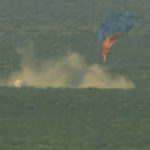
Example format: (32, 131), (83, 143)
(102, 32), (124, 62)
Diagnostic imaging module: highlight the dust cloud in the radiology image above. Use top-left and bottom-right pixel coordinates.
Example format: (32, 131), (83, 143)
(5, 46), (134, 89)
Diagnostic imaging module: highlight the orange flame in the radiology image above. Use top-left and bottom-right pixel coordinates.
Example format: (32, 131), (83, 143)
(102, 32), (124, 62)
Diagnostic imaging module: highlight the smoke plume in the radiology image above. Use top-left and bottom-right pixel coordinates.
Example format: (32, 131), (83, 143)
(5, 45), (134, 89)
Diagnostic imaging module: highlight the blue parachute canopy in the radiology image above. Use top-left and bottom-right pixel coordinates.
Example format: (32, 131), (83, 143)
(97, 12), (136, 44)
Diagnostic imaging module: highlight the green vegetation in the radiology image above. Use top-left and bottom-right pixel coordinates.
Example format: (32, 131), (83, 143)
(0, 0), (150, 149)
(0, 88), (150, 150)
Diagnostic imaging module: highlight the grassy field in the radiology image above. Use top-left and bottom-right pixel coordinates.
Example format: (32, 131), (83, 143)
(0, 0), (150, 149)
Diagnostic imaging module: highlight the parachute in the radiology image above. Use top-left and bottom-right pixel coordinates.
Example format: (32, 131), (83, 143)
(97, 12), (136, 62)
